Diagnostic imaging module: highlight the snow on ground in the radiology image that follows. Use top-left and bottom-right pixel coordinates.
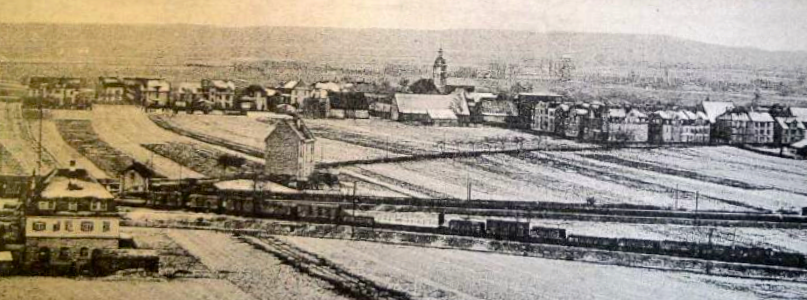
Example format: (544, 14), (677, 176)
(158, 113), (397, 162)
(37, 119), (109, 179)
(347, 153), (744, 211)
(280, 236), (807, 300)
(554, 151), (807, 211)
(0, 102), (56, 174)
(166, 229), (351, 300)
(304, 117), (592, 154)
(0, 277), (255, 300)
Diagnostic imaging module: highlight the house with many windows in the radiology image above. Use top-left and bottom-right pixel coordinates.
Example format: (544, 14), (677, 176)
(23, 161), (121, 273)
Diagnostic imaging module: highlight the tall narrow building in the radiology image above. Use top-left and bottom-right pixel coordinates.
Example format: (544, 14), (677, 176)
(433, 48), (448, 93)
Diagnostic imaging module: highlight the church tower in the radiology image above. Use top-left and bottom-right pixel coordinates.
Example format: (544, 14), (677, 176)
(433, 48), (447, 92)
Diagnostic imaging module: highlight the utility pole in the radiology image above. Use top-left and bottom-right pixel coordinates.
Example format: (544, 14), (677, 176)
(38, 88), (43, 178)
(695, 191), (700, 212)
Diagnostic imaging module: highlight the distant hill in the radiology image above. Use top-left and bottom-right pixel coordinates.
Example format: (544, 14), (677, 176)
(1, 23), (806, 71)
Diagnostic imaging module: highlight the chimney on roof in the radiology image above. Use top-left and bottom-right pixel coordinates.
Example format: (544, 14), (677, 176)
(69, 160), (77, 172)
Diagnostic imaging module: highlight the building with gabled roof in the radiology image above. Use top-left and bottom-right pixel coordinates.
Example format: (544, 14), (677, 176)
(390, 93), (470, 126)
(264, 117), (316, 184)
(774, 117), (806, 145)
(23, 161), (121, 273)
(96, 77), (125, 103)
(700, 100), (735, 124)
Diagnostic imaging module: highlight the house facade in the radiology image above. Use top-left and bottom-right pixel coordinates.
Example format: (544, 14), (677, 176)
(202, 79), (236, 109)
(390, 93), (470, 126)
(264, 117), (317, 183)
(606, 108), (648, 142)
(119, 161), (161, 194)
(23, 162), (120, 273)
(775, 117), (806, 145)
(96, 77), (125, 103)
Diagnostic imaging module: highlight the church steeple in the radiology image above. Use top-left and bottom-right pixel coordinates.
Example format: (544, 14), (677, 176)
(433, 48), (447, 91)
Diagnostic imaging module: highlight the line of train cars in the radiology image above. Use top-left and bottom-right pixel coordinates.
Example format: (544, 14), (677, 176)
(446, 219), (806, 268)
(146, 191), (375, 227)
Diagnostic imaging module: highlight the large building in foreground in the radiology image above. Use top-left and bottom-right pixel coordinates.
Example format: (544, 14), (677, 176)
(23, 161), (120, 273)
(264, 117), (317, 184)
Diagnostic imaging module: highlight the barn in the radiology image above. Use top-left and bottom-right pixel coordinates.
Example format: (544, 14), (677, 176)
(390, 93), (470, 126)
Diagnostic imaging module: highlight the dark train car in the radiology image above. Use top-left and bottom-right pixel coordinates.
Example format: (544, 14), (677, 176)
(486, 219), (530, 240)
(343, 215), (375, 227)
(618, 238), (661, 253)
(187, 194), (220, 212)
(296, 203), (342, 222)
(261, 201), (297, 219)
(448, 219), (486, 236)
(659, 240), (694, 254)
(529, 226), (566, 240)
(568, 235), (619, 250)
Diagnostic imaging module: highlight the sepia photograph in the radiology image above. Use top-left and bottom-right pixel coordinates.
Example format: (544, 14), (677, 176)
(1, 0), (807, 299)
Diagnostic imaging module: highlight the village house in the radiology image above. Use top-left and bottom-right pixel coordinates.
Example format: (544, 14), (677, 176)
(714, 108), (751, 144)
(325, 92), (370, 119)
(119, 161), (162, 195)
(174, 82), (202, 107)
(606, 108), (649, 142)
(473, 99), (518, 125)
(556, 104), (588, 138)
(264, 116), (317, 185)
(23, 161), (121, 273)
(239, 84), (279, 111)
(514, 92), (563, 130)
(202, 79), (236, 109)
(788, 107), (807, 127)
(580, 102), (608, 141)
(649, 110), (710, 144)
(464, 92), (498, 112)
(28, 77), (92, 108)
(748, 111), (775, 144)
(390, 93), (470, 126)
(774, 117), (806, 145)
(123, 78), (171, 107)
(96, 77), (125, 103)
(282, 80), (312, 107)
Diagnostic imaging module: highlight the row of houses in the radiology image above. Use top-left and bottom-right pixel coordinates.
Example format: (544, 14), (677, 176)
(522, 95), (807, 147)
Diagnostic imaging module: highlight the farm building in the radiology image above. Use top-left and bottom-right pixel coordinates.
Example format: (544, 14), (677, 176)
(788, 107), (807, 127)
(464, 92), (498, 111)
(201, 79), (236, 109)
(606, 108), (649, 142)
(282, 80), (312, 107)
(774, 117), (806, 145)
(580, 102), (608, 141)
(390, 93), (470, 126)
(328, 92), (369, 119)
(367, 93), (393, 118)
(96, 77), (125, 103)
(118, 161), (162, 195)
(264, 117), (317, 184)
(23, 161), (121, 273)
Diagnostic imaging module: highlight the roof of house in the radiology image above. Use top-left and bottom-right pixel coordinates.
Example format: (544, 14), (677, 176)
(40, 167), (114, 200)
(427, 109), (459, 120)
(702, 101), (735, 123)
(775, 117), (807, 130)
(314, 81), (342, 93)
(791, 137), (807, 148)
(748, 112), (774, 122)
(283, 80), (304, 90)
(627, 109), (647, 118)
(178, 82), (202, 93)
(517, 92), (562, 99)
(608, 108), (627, 118)
(466, 92), (498, 104)
(121, 161), (163, 178)
(206, 80), (235, 91)
(790, 107), (807, 122)
(478, 100), (517, 117)
(265, 118), (315, 142)
(393, 93), (470, 116)
(214, 179), (298, 193)
(144, 79), (170, 92)
(99, 77), (124, 88)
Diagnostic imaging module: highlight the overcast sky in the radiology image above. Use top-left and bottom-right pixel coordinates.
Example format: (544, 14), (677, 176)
(2, 0), (806, 52)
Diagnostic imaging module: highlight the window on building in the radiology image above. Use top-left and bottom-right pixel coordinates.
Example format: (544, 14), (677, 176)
(52, 221), (60, 232)
(81, 221), (94, 232)
(65, 221), (73, 232)
(102, 221), (111, 232)
(80, 247), (89, 258)
(32, 221), (46, 231)
(38, 201), (51, 210)
(59, 247), (70, 260)
(68, 201), (78, 211)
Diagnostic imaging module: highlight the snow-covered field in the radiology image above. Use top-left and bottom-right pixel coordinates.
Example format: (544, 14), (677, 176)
(280, 236), (807, 300)
(0, 277), (255, 300)
(156, 113), (398, 162)
(166, 229), (351, 300)
(303, 117), (594, 155)
(0, 102), (58, 175)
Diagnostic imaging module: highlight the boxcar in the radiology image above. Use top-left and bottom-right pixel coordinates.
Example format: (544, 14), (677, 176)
(448, 220), (486, 236)
(485, 220), (530, 240)
(529, 226), (567, 240)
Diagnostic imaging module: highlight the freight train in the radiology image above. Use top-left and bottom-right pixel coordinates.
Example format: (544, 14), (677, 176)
(446, 219), (805, 269)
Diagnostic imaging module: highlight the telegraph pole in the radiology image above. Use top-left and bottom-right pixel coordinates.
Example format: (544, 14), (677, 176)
(38, 87), (43, 177)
